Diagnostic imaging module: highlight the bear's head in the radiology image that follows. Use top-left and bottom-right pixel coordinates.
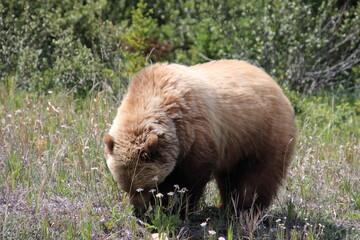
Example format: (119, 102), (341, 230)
(104, 120), (179, 213)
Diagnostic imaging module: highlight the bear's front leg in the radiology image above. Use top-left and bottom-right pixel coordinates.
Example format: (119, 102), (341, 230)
(155, 163), (211, 217)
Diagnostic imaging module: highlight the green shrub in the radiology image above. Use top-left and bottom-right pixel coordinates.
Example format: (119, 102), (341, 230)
(0, 0), (127, 97)
(1, 0), (358, 96)
(149, 0), (360, 93)
(121, 0), (157, 77)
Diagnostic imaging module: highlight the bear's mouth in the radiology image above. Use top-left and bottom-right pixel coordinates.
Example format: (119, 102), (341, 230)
(129, 191), (151, 214)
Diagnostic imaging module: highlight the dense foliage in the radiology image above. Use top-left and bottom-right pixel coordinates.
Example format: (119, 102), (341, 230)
(1, 0), (359, 96)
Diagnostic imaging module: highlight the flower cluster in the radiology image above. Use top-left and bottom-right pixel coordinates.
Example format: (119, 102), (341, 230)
(143, 182), (189, 198)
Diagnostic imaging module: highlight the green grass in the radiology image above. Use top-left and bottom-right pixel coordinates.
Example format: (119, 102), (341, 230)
(0, 84), (359, 239)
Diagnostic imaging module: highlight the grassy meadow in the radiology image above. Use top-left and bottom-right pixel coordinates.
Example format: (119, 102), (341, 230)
(1, 0), (360, 239)
(0, 82), (359, 240)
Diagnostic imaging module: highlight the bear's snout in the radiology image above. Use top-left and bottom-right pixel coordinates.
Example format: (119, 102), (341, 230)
(130, 192), (151, 214)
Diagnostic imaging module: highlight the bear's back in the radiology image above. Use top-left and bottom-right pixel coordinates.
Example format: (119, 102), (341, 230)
(190, 60), (296, 169)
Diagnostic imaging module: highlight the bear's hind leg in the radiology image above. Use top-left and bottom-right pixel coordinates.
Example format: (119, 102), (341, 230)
(216, 158), (286, 212)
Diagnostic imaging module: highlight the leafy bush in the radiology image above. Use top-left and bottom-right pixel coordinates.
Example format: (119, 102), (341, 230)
(148, 0), (360, 94)
(121, 0), (157, 77)
(0, 0), (127, 97)
(1, 0), (359, 96)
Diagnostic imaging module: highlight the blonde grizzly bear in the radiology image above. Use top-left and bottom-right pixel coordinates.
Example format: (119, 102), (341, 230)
(104, 60), (296, 215)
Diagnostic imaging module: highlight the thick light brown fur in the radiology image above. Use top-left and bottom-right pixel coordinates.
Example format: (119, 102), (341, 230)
(104, 60), (296, 214)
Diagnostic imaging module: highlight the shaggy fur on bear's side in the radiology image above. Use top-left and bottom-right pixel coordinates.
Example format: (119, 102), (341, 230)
(104, 60), (297, 214)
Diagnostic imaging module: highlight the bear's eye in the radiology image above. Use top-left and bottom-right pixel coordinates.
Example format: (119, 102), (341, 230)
(139, 150), (157, 162)
(140, 151), (148, 159)
(140, 150), (150, 161)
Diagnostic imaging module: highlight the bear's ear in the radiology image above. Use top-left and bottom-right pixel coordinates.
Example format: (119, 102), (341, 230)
(104, 133), (115, 155)
(143, 133), (158, 157)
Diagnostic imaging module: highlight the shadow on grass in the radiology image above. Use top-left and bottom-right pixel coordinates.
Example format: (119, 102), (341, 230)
(174, 206), (359, 240)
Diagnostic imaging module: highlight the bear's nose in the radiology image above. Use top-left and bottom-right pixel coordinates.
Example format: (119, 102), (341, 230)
(134, 206), (145, 218)
(130, 193), (149, 214)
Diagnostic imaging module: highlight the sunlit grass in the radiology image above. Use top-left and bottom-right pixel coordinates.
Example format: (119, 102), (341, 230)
(0, 84), (359, 239)
(0, 85), (146, 239)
